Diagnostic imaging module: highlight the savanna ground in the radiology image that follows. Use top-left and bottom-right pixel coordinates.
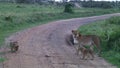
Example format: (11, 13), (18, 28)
(0, 3), (120, 68)
(1, 13), (119, 68)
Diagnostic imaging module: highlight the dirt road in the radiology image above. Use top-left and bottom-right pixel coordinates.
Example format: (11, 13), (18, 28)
(2, 13), (120, 68)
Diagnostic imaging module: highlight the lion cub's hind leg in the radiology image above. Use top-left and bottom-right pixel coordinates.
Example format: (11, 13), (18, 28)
(88, 49), (94, 60)
(80, 47), (94, 60)
(82, 49), (87, 60)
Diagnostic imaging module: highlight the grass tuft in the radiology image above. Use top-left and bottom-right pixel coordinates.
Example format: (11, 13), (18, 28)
(0, 57), (6, 62)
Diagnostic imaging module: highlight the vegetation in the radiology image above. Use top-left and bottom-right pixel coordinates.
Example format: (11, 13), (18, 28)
(78, 16), (120, 68)
(64, 3), (74, 13)
(79, 1), (120, 9)
(0, 57), (6, 62)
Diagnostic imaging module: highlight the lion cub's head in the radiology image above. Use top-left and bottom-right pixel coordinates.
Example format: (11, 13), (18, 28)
(71, 30), (81, 39)
(71, 30), (82, 44)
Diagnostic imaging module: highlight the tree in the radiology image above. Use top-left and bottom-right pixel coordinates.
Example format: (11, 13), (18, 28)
(64, 3), (74, 13)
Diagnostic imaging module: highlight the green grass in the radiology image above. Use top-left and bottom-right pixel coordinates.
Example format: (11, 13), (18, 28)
(78, 16), (120, 68)
(0, 57), (6, 62)
(102, 51), (120, 68)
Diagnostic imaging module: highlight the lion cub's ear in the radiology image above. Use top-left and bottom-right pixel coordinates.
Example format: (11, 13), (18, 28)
(79, 34), (81, 36)
(72, 30), (74, 33)
(77, 33), (82, 38)
(72, 30), (77, 33)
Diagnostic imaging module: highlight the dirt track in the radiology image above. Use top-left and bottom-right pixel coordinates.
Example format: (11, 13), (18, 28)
(1, 13), (120, 68)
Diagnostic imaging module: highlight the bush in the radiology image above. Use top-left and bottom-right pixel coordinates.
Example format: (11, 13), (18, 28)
(4, 15), (13, 22)
(64, 3), (74, 13)
(107, 16), (120, 25)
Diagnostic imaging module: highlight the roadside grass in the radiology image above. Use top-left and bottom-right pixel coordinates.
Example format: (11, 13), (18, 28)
(0, 57), (6, 62)
(0, 3), (120, 62)
(78, 16), (120, 68)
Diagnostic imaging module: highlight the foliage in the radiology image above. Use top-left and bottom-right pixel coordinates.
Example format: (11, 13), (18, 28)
(64, 3), (74, 13)
(78, 16), (120, 67)
(107, 16), (120, 25)
(81, 1), (114, 8)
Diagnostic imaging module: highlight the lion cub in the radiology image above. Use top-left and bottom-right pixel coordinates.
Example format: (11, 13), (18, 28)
(72, 30), (101, 56)
(72, 30), (97, 60)
(10, 41), (19, 52)
(78, 45), (94, 60)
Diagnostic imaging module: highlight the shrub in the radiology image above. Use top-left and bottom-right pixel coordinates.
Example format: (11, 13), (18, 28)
(4, 15), (13, 22)
(64, 3), (74, 13)
(107, 16), (120, 25)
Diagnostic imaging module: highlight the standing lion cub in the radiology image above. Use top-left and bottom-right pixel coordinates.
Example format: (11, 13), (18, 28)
(72, 30), (101, 59)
